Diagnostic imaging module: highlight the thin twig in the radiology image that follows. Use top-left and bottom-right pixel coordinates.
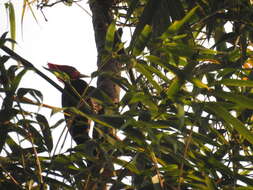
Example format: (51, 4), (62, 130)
(177, 127), (193, 190)
(16, 99), (44, 187)
(0, 164), (22, 188)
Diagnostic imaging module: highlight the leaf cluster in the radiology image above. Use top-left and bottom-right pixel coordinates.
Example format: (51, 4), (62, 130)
(1, 0), (253, 189)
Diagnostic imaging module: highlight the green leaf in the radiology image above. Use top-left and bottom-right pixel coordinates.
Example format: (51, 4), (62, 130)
(22, 0), (38, 28)
(105, 23), (116, 52)
(70, 107), (124, 129)
(129, 0), (161, 50)
(0, 32), (9, 47)
(94, 114), (125, 129)
(176, 103), (185, 128)
(204, 175), (216, 190)
(162, 5), (199, 36)
(218, 79), (253, 87)
(191, 78), (209, 89)
(205, 103), (253, 144)
(135, 61), (162, 92)
(213, 91), (253, 110)
(132, 25), (152, 56)
(147, 55), (183, 77)
(17, 88), (43, 103)
(166, 77), (182, 99)
(125, 0), (139, 24)
(6, 135), (24, 156)
(11, 68), (27, 92)
(18, 119), (45, 147)
(36, 114), (53, 152)
(140, 61), (171, 83)
(130, 92), (158, 112)
(163, 42), (196, 58)
(123, 124), (146, 146)
(114, 158), (140, 175)
(5, 2), (16, 49)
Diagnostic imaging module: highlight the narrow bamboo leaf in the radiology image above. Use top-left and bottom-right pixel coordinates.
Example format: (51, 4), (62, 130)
(218, 79), (253, 87)
(36, 114), (53, 152)
(6, 2), (16, 49)
(196, 45), (220, 55)
(105, 23), (116, 52)
(114, 158), (140, 174)
(172, 34), (188, 40)
(166, 77), (182, 99)
(125, 0), (139, 24)
(8, 123), (29, 139)
(135, 62), (162, 92)
(147, 55), (183, 77)
(43, 176), (73, 189)
(162, 6), (199, 36)
(18, 120), (45, 147)
(130, 92), (158, 112)
(11, 68), (27, 92)
(192, 132), (220, 146)
(176, 103), (185, 128)
(208, 156), (233, 175)
(26, 1), (38, 24)
(205, 103), (253, 144)
(94, 114), (125, 129)
(129, 0), (161, 50)
(72, 142), (98, 159)
(21, 0), (27, 36)
(70, 107), (124, 129)
(0, 125), (8, 152)
(141, 61), (171, 83)
(93, 71), (132, 92)
(164, 42), (196, 57)
(88, 87), (114, 105)
(214, 91), (253, 110)
(204, 175), (216, 190)
(6, 135), (23, 156)
(167, 0), (185, 20)
(235, 174), (253, 186)
(17, 88), (43, 103)
(191, 78), (209, 89)
(0, 32), (9, 47)
(132, 25), (152, 56)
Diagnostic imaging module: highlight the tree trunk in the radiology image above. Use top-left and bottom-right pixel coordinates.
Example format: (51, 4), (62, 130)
(88, 1), (120, 189)
(89, 0), (120, 104)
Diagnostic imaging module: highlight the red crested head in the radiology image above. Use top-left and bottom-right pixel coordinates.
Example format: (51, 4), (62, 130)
(47, 63), (87, 80)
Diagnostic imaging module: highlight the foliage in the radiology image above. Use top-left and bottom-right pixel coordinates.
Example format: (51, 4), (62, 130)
(1, 0), (253, 189)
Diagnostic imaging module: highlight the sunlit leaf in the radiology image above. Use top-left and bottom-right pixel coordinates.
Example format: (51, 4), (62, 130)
(166, 77), (182, 99)
(105, 23), (116, 52)
(5, 2), (16, 49)
(213, 91), (253, 110)
(218, 79), (253, 87)
(191, 78), (209, 89)
(162, 6), (199, 36)
(205, 103), (253, 144)
(132, 25), (152, 56)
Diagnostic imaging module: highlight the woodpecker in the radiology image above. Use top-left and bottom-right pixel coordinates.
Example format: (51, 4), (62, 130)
(47, 63), (96, 145)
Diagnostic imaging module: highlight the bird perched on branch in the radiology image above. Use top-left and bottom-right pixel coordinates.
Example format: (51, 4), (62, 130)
(47, 63), (97, 145)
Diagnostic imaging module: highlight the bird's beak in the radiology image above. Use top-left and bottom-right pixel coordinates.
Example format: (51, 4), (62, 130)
(79, 73), (90, 78)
